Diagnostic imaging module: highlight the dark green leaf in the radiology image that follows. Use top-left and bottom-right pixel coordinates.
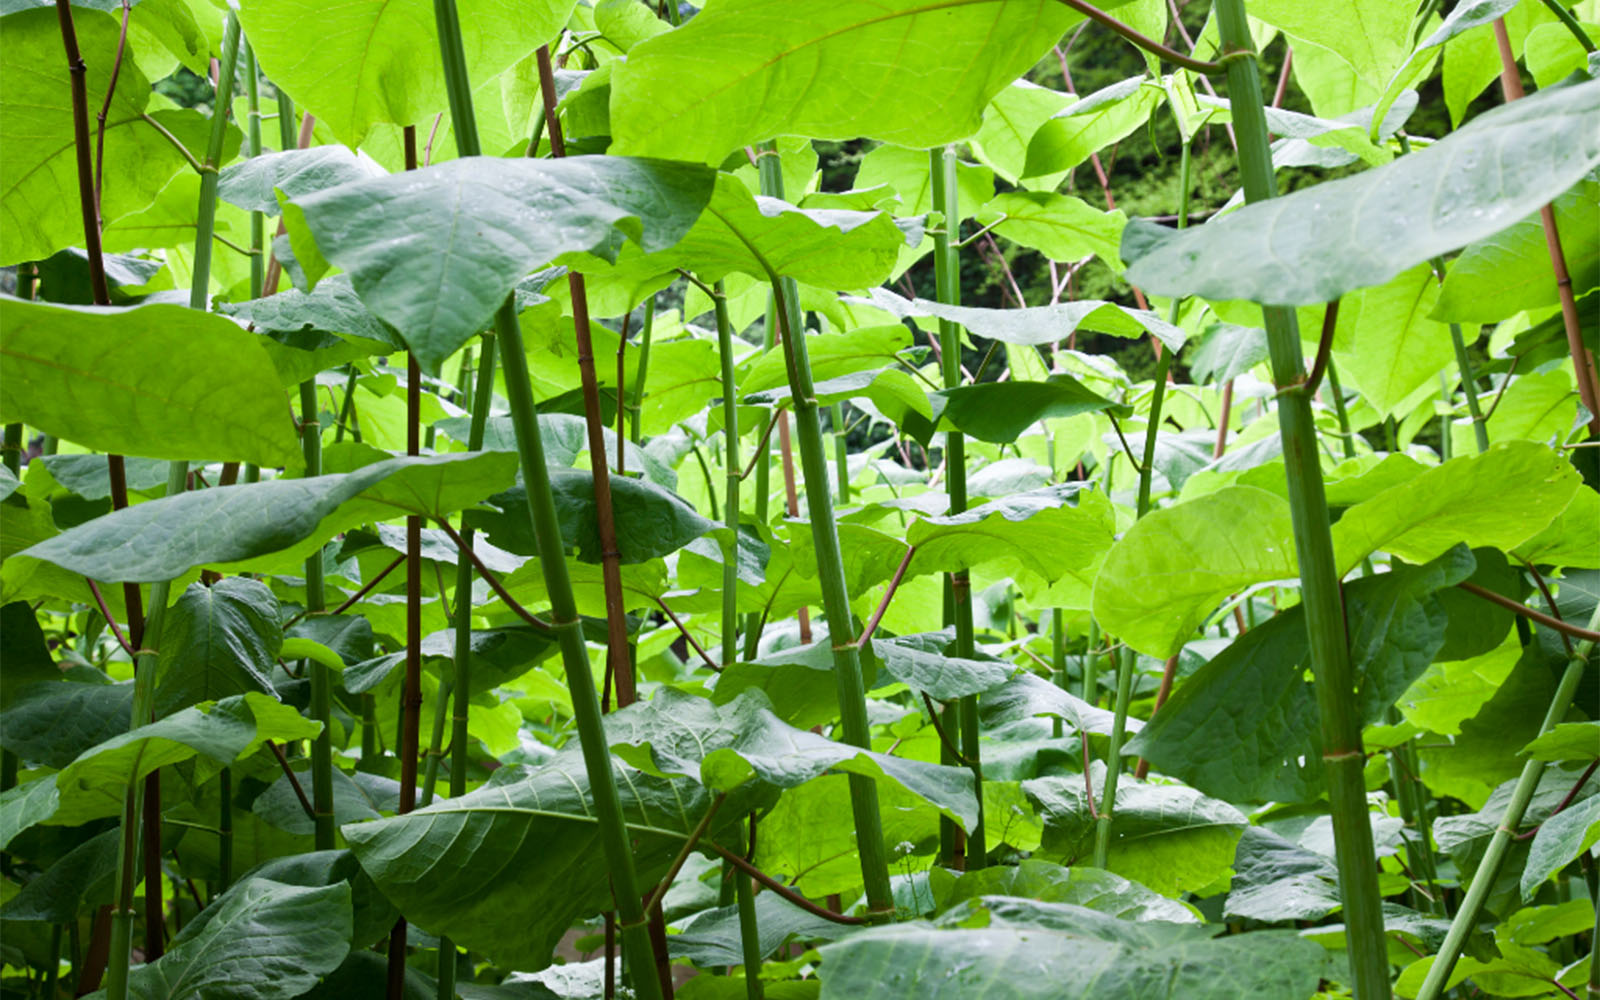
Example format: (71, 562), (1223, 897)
(153, 578), (282, 716)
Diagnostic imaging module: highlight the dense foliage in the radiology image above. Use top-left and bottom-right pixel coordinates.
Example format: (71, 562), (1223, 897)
(1, 1), (1597, 999)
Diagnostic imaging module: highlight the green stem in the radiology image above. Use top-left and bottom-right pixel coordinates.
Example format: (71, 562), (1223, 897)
(450, 338), (497, 799)
(2, 424), (20, 476)
(735, 823), (763, 1000)
(1537, 0), (1597, 52)
(1050, 608), (1066, 739)
(929, 144), (984, 869)
(1213, 4), (1391, 996)
(217, 766), (233, 891)
(243, 40), (263, 300)
(299, 378), (335, 851)
(105, 460), (189, 1000)
(1325, 357), (1359, 460)
(832, 403), (850, 503)
(1082, 618), (1100, 707)
(419, 677), (453, 809)
(427, 3), (665, 995)
(1417, 605), (1600, 1000)
(714, 281), (742, 668)
(631, 299), (655, 446)
(1450, 324), (1490, 454)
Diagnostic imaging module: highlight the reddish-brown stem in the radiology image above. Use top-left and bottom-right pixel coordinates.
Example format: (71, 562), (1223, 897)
(923, 693), (974, 765)
(141, 772), (163, 957)
(430, 519), (556, 632)
(534, 44), (639, 709)
(707, 842), (871, 925)
(740, 410), (782, 481)
(1522, 559), (1576, 659)
(85, 577), (137, 659)
(854, 546), (916, 649)
(1515, 760), (1598, 840)
(1047, 0), (1223, 73)
(1304, 300), (1339, 398)
(1133, 653), (1180, 779)
(93, 0), (132, 222)
(398, 132), (424, 822)
(1214, 380), (1236, 458)
(331, 554), (407, 616)
(1492, 19), (1600, 435)
(643, 794), (726, 914)
(265, 741), (316, 820)
(54, 0), (111, 305)
(1457, 582), (1600, 642)
(653, 596), (720, 673)
(1081, 735), (1099, 819)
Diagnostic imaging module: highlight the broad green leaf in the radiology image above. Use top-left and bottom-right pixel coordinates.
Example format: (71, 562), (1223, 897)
(1023, 77), (1162, 180)
(1329, 264), (1455, 418)
(1397, 631), (1522, 736)
(153, 578), (282, 716)
(291, 156), (716, 369)
(0, 828), (117, 922)
(1504, 898), (1596, 946)
(671, 891), (846, 967)
(1123, 77), (1600, 304)
(1419, 648), (1565, 808)
(1526, 19), (1600, 86)
(342, 750), (762, 969)
(0, 8), (226, 265)
(860, 287), (1185, 352)
(1453, 369), (1579, 455)
(1250, 0), (1414, 91)
(102, 878), (351, 1000)
(0, 601), (63, 708)
(1093, 486), (1296, 658)
(906, 485), (1118, 603)
(231, 849), (399, 949)
(608, 0), (1102, 163)
(217, 147), (385, 215)
(856, 145), (993, 218)
(816, 901), (1325, 999)
(1513, 484), (1600, 567)
(1025, 770), (1247, 897)
(0, 682), (132, 768)
(607, 688), (979, 829)
(634, 337), (728, 434)
(907, 376), (1129, 446)
(1521, 796), (1600, 899)
(941, 861), (1197, 923)
(0, 299), (299, 467)
(236, 0), (574, 146)
(742, 325), (912, 396)
(1331, 441), (1581, 574)
(35, 455), (167, 500)
(1435, 178), (1599, 323)
(1521, 722), (1600, 761)
(18, 452), (516, 582)
(1441, 1), (1560, 127)
(871, 631), (1013, 700)
(1185, 323), (1268, 385)
(6, 692), (320, 840)
(978, 671), (1131, 739)
(972, 80), (1073, 184)
(979, 192), (1126, 269)
(1224, 826), (1342, 922)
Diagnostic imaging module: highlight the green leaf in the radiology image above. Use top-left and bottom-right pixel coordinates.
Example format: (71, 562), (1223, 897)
(219, 276), (403, 354)
(1, 8), (227, 265)
(941, 860), (1197, 923)
(871, 631), (1013, 700)
(1023, 77), (1162, 181)
(291, 156), (716, 369)
(217, 147), (385, 215)
(1331, 441), (1581, 574)
(1434, 177), (1599, 323)
(0, 299), (300, 467)
(971, 79), (1073, 184)
(1522, 795), (1600, 900)
(816, 901), (1326, 999)
(1251, 0), (1414, 94)
(17, 452), (517, 582)
(0, 681), (132, 769)
(1125, 547), (1475, 803)
(1521, 722), (1600, 762)
(608, 0), (1099, 163)
(0, 828), (117, 922)
(978, 671), (1130, 739)
(342, 750), (761, 970)
(1328, 264), (1455, 418)
(153, 578), (282, 716)
(906, 485), (1118, 606)
(671, 891), (847, 967)
(236, 0), (575, 146)
(908, 376), (1129, 446)
(1092, 486), (1296, 659)
(978, 192), (1126, 269)
(1185, 323), (1268, 385)
(1025, 770), (1247, 897)
(104, 878), (352, 1000)
(1224, 826), (1342, 922)
(861, 287), (1185, 352)
(1526, 20), (1600, 87)
(1123, 77), (1600, 304)
(0, 600), (65, 708)
(606, 688), (979, 830)
(35, 454), (170, 501)
(856, 144), (994, 219)
(742, 325), (912, 397)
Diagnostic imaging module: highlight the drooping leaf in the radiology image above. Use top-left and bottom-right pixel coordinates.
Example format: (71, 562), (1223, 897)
(606, 688), (979, 829)
(742, 325), (912, 396)
(860, 287), (1185, 352)
(871, 631), (1013, 700)
(816, 899), (1326, 999)
(0, 828), (118, 922)
(290, 156), (716, 369)
(0, 601), (63, 708)
(1522, 796), (1600, 900)
(978, 191), (1126, 269)
(218, 275), (403, 353)
(1224, 826), (1342, 922)
(236, 0), (575, 146)
(608, 0), (1107, 163)
(1023, 77), (1163, 180)
(217, 146), (386, 215)
(671, 890), (847, 967)
(103, 877), (352, 1000)
(1521, 722), (1600, 762)
(1123, 77), (1600, 304)
(906, 376), (1129, 446)
(17, 452), (516, 582)
(978, 671), (1132, 740)
(0, 681), (132, 769)
(153, 578), (282, 716)
(342, 749), (763, 970)
(941, 861), (1197, 923)
(1025, 768), (1248, 897)
(0, 299), (299, 467)
(1, 8), (228, 265)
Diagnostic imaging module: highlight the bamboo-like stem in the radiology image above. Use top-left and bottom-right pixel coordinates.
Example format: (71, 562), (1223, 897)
(734, 849), (764, 999)
(713, 282), (743, 668)
(1490, 20), (1600, 436)
(217, 766), (233, 891)
(631, 299), (655, 445)
(244, 41), (264, 300)
(1050, 609), (1067, 739)
(533, 45), (638, 710)
(1537, 0), (1596, 51)
(1082, 618), (1100, 706)
(929, 144), (985, 869)
(54, 0), (111, 304)
(832, 403), (850, 503)
(450, 341), (497, 798)
(707, 843), (869, 926)
(299, 377), (335, 850)
(1416, 604), (1600, 1000)
(426, 4), (665, 995)
(1211, 4), (1392, 997)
